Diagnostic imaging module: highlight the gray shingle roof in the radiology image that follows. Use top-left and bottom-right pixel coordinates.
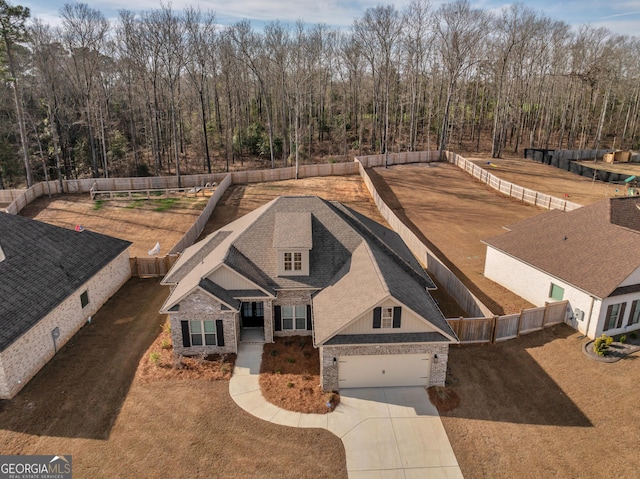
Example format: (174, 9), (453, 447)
(0, 212), (131, 352)
(483, 196), (640, 298)
(162, 196), (455, 343)
(273, 212), (312, 248)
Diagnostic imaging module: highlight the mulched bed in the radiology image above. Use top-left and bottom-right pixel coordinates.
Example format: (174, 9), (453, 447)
(260, 336), (340, 414)
(583, 334), (640, 362)
(136, 320), (236, 382)
(427, 386), (460, 413)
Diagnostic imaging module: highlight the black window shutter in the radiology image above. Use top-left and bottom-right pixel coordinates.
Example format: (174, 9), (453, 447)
(181, 320), (191, 347)
(274, 305), (282, 331)
(628, 302), (638, 326)
(393, 307), (402, 328)
(216, 320), (225, 347)
(616, 303), (627, 329)
(306, 304), (313, 330)
(373, 307), (381, 328)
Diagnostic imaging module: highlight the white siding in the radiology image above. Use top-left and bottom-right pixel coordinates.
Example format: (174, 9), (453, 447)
(595, 293), (640, 338)
(208, 266), (259, 291)
(339, 298), (437, 335)
(619, 266), (640, 287)
(484, 247), (598, 337)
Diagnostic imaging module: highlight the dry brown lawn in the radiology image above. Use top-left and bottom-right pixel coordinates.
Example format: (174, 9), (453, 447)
(370, 162), (540, 315)
(440, 324), (640, 479)
(0, 279), (347, 479)
(20, 194), (209, 257)
(260, 337), (339, 414)
(468, 153), (626, 205)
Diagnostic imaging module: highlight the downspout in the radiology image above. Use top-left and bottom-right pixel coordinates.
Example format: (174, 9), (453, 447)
(583, 296), (596, 338)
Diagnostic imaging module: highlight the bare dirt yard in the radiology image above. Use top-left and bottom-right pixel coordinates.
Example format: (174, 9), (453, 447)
(199, 174), (388, 236)
(467, 153), (628, 205)
(370, 162), (540, 315)
(0, 278), (347, 479)
(19, 194), (209, 257)
(441, 324), (640, 479)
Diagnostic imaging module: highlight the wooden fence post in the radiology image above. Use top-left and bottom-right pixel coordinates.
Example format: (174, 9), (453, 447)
(516, 310), (524, 338)
(491, 316), (498, 343)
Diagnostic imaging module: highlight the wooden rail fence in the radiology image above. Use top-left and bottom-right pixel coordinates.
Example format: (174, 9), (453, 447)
(446, 300), (569, 344)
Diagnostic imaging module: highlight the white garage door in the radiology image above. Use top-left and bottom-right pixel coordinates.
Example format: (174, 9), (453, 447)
(338, 354), (432, 388)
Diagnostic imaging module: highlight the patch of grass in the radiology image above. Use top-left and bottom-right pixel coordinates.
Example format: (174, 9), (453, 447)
(149, 352), (161, 365)
(160, 339), (172, 350)
(93, 200), (104, 211)
(126, 199), (145, 209)
(153, 198), (180, 212)
(286, 358), (296, 364)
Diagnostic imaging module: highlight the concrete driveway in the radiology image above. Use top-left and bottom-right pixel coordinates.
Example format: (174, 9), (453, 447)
(337, 387), (462, 478)
(230, 342), (463, 478)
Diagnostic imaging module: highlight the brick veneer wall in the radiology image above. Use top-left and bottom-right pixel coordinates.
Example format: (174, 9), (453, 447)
(0, 250), (131, 399)
(320, 343), (449, 392)
(170, 289), (238, 356)
(273, 290), (313, 337)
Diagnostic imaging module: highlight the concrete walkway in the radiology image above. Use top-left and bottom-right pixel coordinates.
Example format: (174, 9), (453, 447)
(229, 342), (464, 478)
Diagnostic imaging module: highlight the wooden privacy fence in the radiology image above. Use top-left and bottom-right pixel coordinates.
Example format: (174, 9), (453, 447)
(447, 301), (569, 344)
(169, 174), (232, 254)
(130, 255), (180, 278)
(445, 152), (582, 212)
(354, 154), (493, 319)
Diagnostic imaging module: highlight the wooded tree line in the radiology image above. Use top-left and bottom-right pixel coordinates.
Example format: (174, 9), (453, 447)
(0, 0), (639, 188)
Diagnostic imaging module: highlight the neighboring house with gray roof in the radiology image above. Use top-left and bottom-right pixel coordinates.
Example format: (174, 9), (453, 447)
(161, 196), (457, 390)
(0, 212), (131, 399)
(483, 196), (640, 339)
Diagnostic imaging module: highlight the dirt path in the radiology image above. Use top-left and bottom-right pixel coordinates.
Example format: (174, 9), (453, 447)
(0, 278), (346, 478)
(20, 194), (208, 257)
(371, 162), (539, 315)
(442, 325), (640, 478)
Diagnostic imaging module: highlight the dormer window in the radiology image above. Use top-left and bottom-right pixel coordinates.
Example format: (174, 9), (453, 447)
(273, 212), (312, 277)
(284, 252), (302, 272)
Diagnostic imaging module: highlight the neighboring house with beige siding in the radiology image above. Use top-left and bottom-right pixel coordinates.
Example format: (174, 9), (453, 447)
(161, 196), (458, 391)
(0, 212), (131, 399)
(483, 196), (640, 339)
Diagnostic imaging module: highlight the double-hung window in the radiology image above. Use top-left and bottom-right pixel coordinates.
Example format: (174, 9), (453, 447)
(603, 303), (626, 331)
(284, 252), (303, 272)
(189, 320), (216, 346)
(282, 305), (306, 330)
(381, 307), (393, 328)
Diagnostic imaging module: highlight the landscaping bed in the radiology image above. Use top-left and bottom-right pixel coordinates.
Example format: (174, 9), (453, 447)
(137, 320), (236, 382)
(260, 336), (339, 414)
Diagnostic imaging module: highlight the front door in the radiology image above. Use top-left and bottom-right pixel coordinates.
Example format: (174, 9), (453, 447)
(241, 301), (264, 328)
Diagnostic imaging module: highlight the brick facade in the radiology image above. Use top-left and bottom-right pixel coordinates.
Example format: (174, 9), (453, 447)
(0, 250), (131, 399)
(169, 289), (238, 356)
(273, 290), (313, 338)
(320, 343), (449, 392)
